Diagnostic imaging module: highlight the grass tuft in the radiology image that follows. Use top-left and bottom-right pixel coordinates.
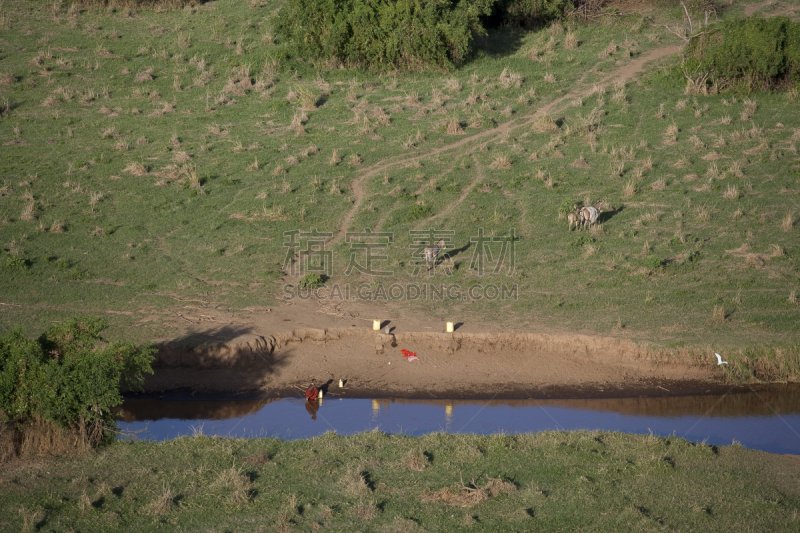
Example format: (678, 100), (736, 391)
(782, 212), (795, 232)
(489, 153), (512, 170)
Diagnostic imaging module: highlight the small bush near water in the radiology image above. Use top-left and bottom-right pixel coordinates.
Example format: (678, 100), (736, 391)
(0, 317), (154, 461)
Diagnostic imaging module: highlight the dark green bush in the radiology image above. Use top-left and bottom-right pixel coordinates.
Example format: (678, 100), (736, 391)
(405, 203), (432, 221)
(571, 235), (594, 247)
(643, 256), (663, 269)
(276, 0), (495, 70)
(299, 273), (325, 289)
(0, 317), (154, 445)
(558, 197), (578, 216)
(686, 16), (800, 91)
(4, 255), (30, 270)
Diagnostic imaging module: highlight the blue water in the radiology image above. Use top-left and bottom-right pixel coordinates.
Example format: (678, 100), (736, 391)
(117, 389), (800, 455)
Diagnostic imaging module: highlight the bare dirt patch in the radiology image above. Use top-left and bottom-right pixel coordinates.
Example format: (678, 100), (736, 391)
(142, 298), (723, 399)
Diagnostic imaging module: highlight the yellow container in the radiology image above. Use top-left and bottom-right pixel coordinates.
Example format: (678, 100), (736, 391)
(373, 320), (381, 331)
(446, 322), (454, 333)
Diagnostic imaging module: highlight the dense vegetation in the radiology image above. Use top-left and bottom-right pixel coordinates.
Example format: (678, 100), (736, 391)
(686, 16), (800, 91)
(276, 0), (575, 70)
(275, 0), (495, 70)
(0, 317), (154, 451)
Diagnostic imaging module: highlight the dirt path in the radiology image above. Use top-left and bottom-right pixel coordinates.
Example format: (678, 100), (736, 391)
(328, 43), (683, 246)
(420, 154), (486, 226)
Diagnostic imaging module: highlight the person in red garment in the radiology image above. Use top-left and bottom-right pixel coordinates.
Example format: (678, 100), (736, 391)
(305, 379), (320, 420)
(305, 379), (319, 401)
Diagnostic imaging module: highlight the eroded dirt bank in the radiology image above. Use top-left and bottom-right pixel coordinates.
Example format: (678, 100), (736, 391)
(142, 326), (730, 399)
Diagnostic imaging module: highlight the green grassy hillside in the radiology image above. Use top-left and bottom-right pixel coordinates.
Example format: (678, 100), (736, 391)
(2, 430), (800, 532)
(0, 0), (797, 350)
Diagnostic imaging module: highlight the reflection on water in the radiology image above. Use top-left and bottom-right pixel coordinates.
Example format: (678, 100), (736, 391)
(117, 387), (800, 455)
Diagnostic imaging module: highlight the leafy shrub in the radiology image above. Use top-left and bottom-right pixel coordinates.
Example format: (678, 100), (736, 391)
(4, 255), (29, 270)
(558, 198), (578, 216)
(571, 235), (594, 247)
(299, 273), (325, 289)
(405, 204), (432, 221)
(0, 317), (154, 446)
(686, 17), (800, 91)
(276, 0), (495, 70)
(643, 256), (663, 269)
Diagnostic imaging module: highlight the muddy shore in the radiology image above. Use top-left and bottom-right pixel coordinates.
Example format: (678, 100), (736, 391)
(141, 324), (733, 400)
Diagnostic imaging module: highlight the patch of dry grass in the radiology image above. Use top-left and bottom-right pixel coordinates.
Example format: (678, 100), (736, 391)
(694, 203), (712, 222)
(531, 115), (558, 134)
(489, 153), (512, 170)
(422, 476), (516, 508)
(782, 211), (795, 232)
(444, 117), (464, 135)
(146, 485), (174, 516)
(723, 184), (739, 200)
(498, 68), (522, 90)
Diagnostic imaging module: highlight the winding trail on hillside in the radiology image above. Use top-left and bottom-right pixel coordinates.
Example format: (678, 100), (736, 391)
(328, 43), (683, 246)
(421, 154), (486, 226)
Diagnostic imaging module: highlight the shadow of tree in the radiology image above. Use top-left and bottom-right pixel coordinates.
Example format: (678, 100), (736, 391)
(142, 325), (294, 394)
(472, 27), (528, 59)
(159, 324), (256, 345)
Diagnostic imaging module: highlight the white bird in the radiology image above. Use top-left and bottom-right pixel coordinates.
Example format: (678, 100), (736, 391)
(715, 353), (728, 365)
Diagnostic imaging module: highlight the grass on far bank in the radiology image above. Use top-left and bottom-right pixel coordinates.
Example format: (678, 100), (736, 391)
(1, 430), (799, 532)
(0, 0), (797, 351)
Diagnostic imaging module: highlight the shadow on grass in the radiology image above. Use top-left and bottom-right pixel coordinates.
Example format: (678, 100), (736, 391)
(598, 205), (624, 225)
(473, 27), (527, 59)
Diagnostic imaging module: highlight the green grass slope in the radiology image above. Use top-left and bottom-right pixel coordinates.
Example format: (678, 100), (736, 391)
(2, 431), (800, 532)
(0, 0), (797, 352)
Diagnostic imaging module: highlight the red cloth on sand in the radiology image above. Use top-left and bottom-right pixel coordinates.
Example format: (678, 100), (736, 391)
(401, 349), (419, 361)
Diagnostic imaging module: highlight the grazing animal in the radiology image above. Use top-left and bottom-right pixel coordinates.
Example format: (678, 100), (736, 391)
(567, 210), (580, 231)
(580, 204), (603, 230)
(424, 239), (446, 270)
